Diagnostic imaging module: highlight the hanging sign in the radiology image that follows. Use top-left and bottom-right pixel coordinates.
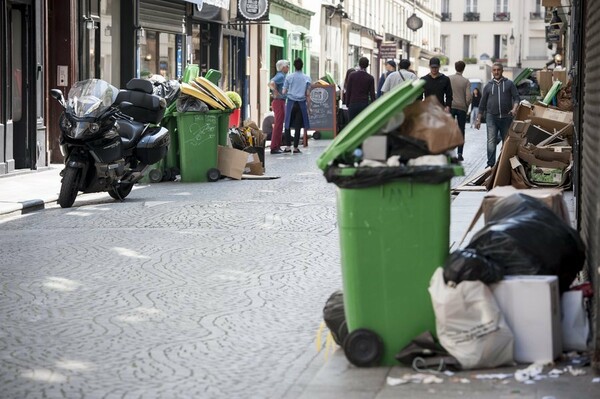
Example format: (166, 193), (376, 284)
(237, 0), (270, 22)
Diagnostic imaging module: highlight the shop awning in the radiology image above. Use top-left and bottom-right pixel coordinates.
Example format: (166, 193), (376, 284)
(184, 0), (230, 10)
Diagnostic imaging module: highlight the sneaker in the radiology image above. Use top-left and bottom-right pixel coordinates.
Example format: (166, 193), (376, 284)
(457, 154), (464, 161)
(270, 149), (283, 154)
(292, 148), (302, 154)
(283, 148), (292, 153)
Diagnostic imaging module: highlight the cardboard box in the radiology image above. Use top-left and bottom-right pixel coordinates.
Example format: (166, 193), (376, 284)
(527, 116), (574, 146)
(217, 146), (264, 180)
(362, 135), (388, 161)
(542, 0), (562, 6)
(491, 276), (562, 364)
(553, 70), (567, 85)
(537, 70), (554, 96)
(532, 104), (573, 124)
(529, 166), (564, 185)
(477, 186), (570, 224)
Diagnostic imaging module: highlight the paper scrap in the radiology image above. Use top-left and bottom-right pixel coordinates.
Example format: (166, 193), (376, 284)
(475, 373), (513, 380)
(387, 376), (409, 386)
(566, 365), (586, 376)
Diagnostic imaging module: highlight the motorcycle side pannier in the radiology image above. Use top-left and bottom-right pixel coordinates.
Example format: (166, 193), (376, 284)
(115, 79), (166, 124)
(136, 127), (170, 165)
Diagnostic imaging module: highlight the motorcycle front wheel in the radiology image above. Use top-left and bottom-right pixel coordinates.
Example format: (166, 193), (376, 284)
(108, 183), (133, 200)
(58, 167), (81, 208)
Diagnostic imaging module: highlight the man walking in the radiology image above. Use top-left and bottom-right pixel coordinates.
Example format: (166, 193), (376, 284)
(475, 62), (520, 167)
(377, 60), (396, 98)
(268, 59), (289, 154)
(421, 57), (452, 111)
(381, 59), (418, 95)
(449, 61), (472, 161)
(345, 57), (376, 121)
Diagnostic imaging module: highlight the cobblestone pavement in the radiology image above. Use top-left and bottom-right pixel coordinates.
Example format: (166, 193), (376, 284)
(0, 139), (343, 398)
(3, 126), (574, 399)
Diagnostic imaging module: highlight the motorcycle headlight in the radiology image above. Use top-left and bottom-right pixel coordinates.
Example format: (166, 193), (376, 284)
(89, 123), (100, 134)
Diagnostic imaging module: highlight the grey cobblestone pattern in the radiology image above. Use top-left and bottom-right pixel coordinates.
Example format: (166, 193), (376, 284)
(0, 140), (342, 399)
(0, 127), (494, 398)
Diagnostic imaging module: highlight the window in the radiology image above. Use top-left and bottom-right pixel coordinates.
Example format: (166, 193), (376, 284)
(493, 34), (508, 60)
(495, 0), (508, 13)
(442, 0), (450, 13)
(463, 35), (473, 59)
(441, 35), (449, 55)
(465, 0), (477, 13)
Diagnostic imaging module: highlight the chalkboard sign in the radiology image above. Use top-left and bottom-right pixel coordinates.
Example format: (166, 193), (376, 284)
(308, 84), (337, 131)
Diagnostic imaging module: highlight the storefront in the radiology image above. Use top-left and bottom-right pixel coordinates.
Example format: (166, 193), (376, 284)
(0, 0), (45, 174)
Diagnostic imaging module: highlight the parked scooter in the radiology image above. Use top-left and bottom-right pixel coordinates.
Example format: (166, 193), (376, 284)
(50, 78), (170, 208)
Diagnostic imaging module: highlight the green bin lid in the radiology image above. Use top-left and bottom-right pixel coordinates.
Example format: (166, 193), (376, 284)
(205, 69), (222, 85)
(324, 72), (336, 86)
(513, 68), (533, 86)
(316, 79), (425, 170)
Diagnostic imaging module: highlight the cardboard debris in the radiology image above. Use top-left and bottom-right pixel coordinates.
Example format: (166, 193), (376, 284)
(217, 146), (264, 180)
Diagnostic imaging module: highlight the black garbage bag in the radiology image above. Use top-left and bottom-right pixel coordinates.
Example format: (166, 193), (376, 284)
(466, 194), (585, 292)
(324, 165), (456, 189)
(443, 248), (504, 285)
(395, 331), (461, 371)
(322, 290), (348, 346)
(176, 94), (208, 113)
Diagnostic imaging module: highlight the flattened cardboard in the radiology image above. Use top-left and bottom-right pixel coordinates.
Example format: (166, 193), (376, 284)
(491, 120), (530, 188)
(537, 70), (554, 95)
(218, 145), (247, 180)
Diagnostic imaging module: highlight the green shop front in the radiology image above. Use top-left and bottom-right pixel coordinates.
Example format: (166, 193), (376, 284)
(267, 0), (314, 79)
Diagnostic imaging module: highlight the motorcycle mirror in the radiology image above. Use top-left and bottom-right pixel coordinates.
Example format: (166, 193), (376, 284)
(50, 89), (64, 101)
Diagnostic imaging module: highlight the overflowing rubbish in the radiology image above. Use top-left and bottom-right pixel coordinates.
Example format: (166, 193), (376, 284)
(322, 290), (348, 346)
(395, 331), (461, 372)
(429, 268), (514, 370)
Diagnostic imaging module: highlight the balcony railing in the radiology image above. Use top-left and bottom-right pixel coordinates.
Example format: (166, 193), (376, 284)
(530, 12), (543, 20)
(441, 12), (451, 22)
(493, 12), (510, 21)
(464, 12), (480, 22)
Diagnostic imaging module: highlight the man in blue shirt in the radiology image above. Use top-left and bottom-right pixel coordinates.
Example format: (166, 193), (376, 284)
(282, 58), (311, 154)
(268, 60), (289, 154)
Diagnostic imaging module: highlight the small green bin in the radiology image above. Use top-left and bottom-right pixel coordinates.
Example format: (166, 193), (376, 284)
(218, 109), (233, 146)
(317, 80), (462, 366)
(176, 111), (222, 182)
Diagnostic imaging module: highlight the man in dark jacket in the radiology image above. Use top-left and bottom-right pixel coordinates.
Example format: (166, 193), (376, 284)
(377, 59), (396, 98)
(421, 57), (452, 111)
(475, 62), (520, 167)
(346, 57), (376, 121)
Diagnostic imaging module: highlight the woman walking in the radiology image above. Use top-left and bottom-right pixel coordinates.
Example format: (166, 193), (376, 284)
(470, 87), (481, 128)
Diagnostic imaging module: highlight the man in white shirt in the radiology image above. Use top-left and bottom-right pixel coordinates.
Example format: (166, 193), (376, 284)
(381, 59), (418, 94)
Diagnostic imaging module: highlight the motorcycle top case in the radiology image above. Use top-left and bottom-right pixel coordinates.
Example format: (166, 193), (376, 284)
(135, 127), (170, 165)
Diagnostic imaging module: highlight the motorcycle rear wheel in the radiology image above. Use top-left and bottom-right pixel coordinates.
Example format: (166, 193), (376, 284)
(108, 183), (133, 200)
(58, 167), (81, 208)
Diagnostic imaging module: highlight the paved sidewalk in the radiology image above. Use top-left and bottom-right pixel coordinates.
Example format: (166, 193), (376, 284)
(0, 128), (592, 398)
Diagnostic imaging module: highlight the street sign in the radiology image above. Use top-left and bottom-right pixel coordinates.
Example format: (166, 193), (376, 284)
(546, 26), (560, 43)
(380, 42), (397, 59)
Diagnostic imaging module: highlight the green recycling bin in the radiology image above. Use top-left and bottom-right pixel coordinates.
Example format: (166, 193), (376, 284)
(317, 80), (462, 366)
(176, 111), (224, 182)
(162, 114), (180, 180)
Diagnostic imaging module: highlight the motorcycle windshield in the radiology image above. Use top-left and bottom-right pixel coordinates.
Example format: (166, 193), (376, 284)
(67, 79), (119, 118)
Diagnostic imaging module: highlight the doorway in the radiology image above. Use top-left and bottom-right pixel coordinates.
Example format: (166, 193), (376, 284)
(9, 2), (36, 170)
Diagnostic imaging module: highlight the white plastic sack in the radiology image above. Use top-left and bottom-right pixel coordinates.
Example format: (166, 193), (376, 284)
(428, 268), (515, 369)
(561, 290), (590, 351)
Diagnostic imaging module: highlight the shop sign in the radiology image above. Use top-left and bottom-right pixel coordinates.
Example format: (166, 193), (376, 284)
(237, 0), (270, 22)
(380, 42), (397, 59)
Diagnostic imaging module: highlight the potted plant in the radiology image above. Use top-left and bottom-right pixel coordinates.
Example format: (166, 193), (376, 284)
(226, 91), (242, 127)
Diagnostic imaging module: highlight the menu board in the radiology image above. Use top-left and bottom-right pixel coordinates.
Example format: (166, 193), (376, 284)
(308, 84), (337, 131)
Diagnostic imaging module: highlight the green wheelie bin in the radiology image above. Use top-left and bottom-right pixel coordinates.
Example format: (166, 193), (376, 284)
(317, 80), (463, 367)
(176, 110), (224, 182)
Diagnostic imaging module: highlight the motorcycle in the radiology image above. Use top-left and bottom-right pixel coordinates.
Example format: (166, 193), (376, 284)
(50, 78), (170, 208)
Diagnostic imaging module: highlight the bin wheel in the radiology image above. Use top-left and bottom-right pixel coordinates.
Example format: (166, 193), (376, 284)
(313, 131), (321, 140)
(148, 169), (163, 183)
(343, 328), (383, 367)
(207, 168), (221, 182)
(163, 169), (172, 182)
